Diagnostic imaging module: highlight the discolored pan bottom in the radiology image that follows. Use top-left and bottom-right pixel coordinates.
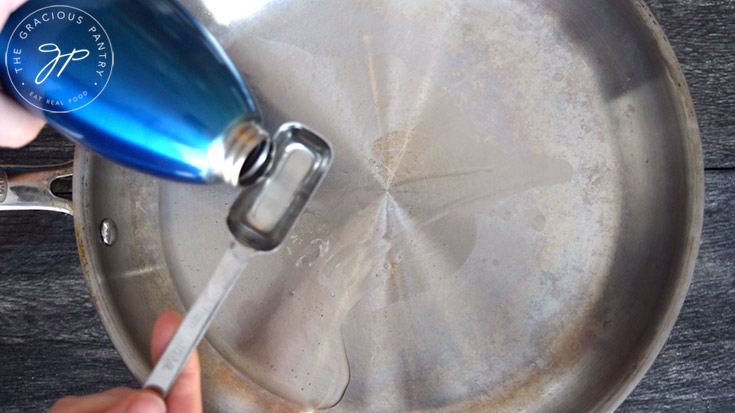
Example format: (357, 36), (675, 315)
(74, 0), (702, 411)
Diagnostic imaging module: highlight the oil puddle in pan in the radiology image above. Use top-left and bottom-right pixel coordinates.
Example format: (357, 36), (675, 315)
(206, 150), (574, 412)
(158, 174), (353, 411)
(161, 123), (576, 411)
(207, 221), (399, 410)
(163, 134), (579, 411)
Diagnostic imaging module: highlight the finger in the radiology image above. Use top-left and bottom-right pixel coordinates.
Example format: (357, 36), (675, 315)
(49, 387), (135, 413)
(0, 96), (45, 148)
(151, 311), (203, 413)
(105, 390), (166, 413)
(0, 0), (26, 27)
(1, 0), (33, 25)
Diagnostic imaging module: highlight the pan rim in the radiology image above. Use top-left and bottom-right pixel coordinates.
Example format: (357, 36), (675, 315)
(587, 1), (704, 411)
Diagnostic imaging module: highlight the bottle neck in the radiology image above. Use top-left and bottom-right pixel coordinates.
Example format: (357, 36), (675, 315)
(221, 121), (273, 187)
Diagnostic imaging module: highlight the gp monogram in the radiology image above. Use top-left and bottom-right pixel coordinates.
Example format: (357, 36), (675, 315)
(4, 5), (113, 112)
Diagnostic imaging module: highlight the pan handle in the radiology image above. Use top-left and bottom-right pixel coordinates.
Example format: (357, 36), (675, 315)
(0, 162), (73, 215)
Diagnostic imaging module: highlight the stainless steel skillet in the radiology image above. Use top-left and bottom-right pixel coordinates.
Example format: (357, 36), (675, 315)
(1, 0), (703, 411)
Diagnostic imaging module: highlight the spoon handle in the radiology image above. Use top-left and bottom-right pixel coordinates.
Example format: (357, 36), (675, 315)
(144, 241), (253, 396)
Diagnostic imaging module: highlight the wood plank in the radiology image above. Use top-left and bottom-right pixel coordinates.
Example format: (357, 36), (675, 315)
(619, 170), (735, 411)
(647, 0), (735, 169)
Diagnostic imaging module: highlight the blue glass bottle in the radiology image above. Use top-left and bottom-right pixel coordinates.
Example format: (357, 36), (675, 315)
(1, 0), (271, 185)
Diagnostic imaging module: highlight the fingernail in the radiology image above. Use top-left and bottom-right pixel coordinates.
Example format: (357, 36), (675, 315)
(127, 392), (166, 413)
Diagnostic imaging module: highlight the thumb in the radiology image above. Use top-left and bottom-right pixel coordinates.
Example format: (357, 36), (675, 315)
(150, 311), (202, 413)
(106, 390), (166, 413)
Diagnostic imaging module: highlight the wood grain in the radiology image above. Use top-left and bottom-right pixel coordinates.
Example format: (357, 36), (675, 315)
(1, 0), (734, 412)
(647, 0), (735, 169)
(618, 171), (735, 412)
(0, 131), (138, 412)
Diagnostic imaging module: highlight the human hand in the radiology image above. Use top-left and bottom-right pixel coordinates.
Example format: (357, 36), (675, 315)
(0, 0), (45, 148)
(50, 311), (203, 413)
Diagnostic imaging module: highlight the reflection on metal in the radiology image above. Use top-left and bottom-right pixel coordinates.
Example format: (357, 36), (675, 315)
(100, 219), (118, 246)
(202, 0), (275, 24)
(0, 163), (73, 215)
(0, 170), (7, 203)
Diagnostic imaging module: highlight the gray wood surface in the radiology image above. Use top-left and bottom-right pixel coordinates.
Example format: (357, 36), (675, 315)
(1, 0), (733, 412)
(649, 0), (735, 169)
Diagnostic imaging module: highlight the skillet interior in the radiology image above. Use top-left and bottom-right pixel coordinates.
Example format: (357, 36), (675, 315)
(74, 0), (703, 411)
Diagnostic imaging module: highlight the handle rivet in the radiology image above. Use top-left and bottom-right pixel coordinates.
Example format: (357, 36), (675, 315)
(100, 218), (118, 246)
